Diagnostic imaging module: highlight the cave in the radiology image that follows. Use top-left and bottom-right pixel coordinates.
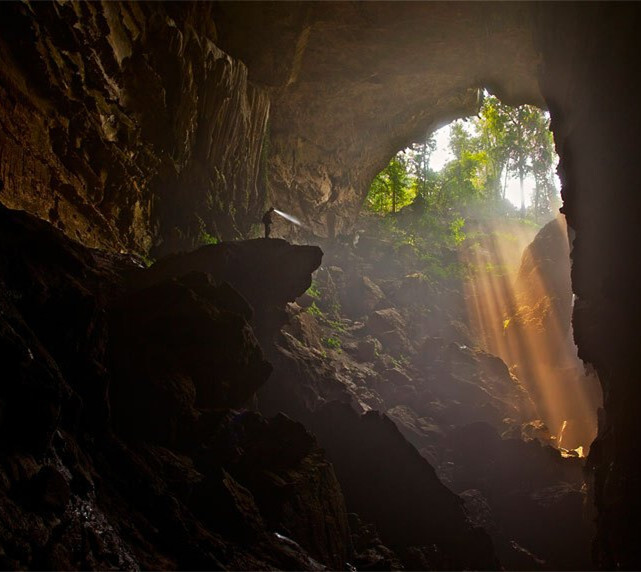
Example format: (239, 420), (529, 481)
(1, 2), (640, 570)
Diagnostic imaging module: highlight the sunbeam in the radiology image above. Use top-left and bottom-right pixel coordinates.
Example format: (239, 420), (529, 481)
(459, 216), (602, 454)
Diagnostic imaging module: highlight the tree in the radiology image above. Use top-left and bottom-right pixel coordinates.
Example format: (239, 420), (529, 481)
(405, 135), (437, 201)
(365, 94), (558, 220)
(366, 155), (412, 213)
(474, 95), (558, 216)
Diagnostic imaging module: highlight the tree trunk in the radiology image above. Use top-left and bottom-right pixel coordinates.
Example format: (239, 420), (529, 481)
(519, 170), (525, 216)
(502, 165), (509, 200)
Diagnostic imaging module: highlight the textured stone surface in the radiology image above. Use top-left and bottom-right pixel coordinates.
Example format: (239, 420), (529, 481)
(0, 205), (349, 570)
(0, 2), (269, 253)
(536, 4), (641, 568)
(308, 402), (498, 570)
(214, 2), (543, 237)
(2, 1), (641, 567)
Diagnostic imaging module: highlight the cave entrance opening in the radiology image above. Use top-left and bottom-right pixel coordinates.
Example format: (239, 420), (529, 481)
(302, 89), (602, 564)
(285, 91), (604, 569)
(357, 91), (602, 457)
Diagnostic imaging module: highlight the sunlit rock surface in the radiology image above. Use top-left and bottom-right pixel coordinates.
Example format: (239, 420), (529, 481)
(254, 215), (595, 570)
(503, 216), (602, 450)
(0, 2), (269, 253)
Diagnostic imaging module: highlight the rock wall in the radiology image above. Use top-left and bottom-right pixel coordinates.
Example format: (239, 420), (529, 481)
(0, 2), (269, 254)
(536, 4), (641, 568)
(1, 2), (545, 247)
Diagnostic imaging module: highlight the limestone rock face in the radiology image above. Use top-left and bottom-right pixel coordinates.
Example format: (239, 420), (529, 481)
(3, 1), (641, 567)
(536, 5), (641, 567)
(0, 205), (349, 570)
(0, 2), (269, 253)
(1, 2), (544, 247)
(502, 216), (602, 450)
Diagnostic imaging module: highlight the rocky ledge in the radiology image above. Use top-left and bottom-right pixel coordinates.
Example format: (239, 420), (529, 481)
(0, 205), (348, 569)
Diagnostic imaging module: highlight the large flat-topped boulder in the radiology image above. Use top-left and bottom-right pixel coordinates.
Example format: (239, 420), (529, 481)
(142, 239), (323, 310)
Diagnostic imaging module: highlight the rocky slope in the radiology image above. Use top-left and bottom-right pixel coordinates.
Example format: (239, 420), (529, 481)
(0, 204), (351, 570)
(256, 212), (596, 570)
(1, 204), (509, 571)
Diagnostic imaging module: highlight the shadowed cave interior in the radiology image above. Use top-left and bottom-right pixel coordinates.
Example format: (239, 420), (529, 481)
(1, 2), (641, 570)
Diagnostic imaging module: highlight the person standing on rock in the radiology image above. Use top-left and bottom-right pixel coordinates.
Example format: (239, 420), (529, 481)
(262, 206), (275, 238)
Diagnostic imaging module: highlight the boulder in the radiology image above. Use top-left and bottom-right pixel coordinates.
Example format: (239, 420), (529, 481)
(197, 411), (352, 570)
(340, 274), (386, 317)
(140, 238), (323, 343)
(109, 272), (272, 445)
(367, 308), (405, 337)
(366, 308), (411, 355)
(354, 337), (382, 363)
(307, 402), (499, 570)
(393, 273), (436, 307)
(444, 422), (593, 571)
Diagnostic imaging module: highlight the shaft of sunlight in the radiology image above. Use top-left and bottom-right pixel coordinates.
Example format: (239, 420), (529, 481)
(458, 217), (601, 453)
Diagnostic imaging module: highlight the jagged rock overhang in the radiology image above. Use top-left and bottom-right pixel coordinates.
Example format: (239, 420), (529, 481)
(214, 1), (545, 237)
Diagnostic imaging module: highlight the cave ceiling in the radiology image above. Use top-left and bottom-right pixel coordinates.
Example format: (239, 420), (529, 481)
(214, 1), (544, 236)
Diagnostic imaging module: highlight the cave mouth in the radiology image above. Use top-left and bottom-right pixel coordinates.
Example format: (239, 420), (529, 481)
(285, 93), (604, 569)
(357, 91), (602, 454)
(2, 1), (637, 568)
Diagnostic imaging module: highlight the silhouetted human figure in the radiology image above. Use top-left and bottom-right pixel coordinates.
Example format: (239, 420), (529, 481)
(262, 206), (275, 238)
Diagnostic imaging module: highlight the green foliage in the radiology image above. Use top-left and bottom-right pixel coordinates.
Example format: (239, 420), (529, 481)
(366, 155), (414, 213)
(391, 354), (410, 368)
(306, 302), (324, 317)
(140, 254), (155, 268)
(449, 217), (466, 246)
(364, 93), (559, 222)
(200, 232), (220, 246)
(323, 335), (342, 350)
(326, 318), (347, 333)
(306, 280), (321, 299)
